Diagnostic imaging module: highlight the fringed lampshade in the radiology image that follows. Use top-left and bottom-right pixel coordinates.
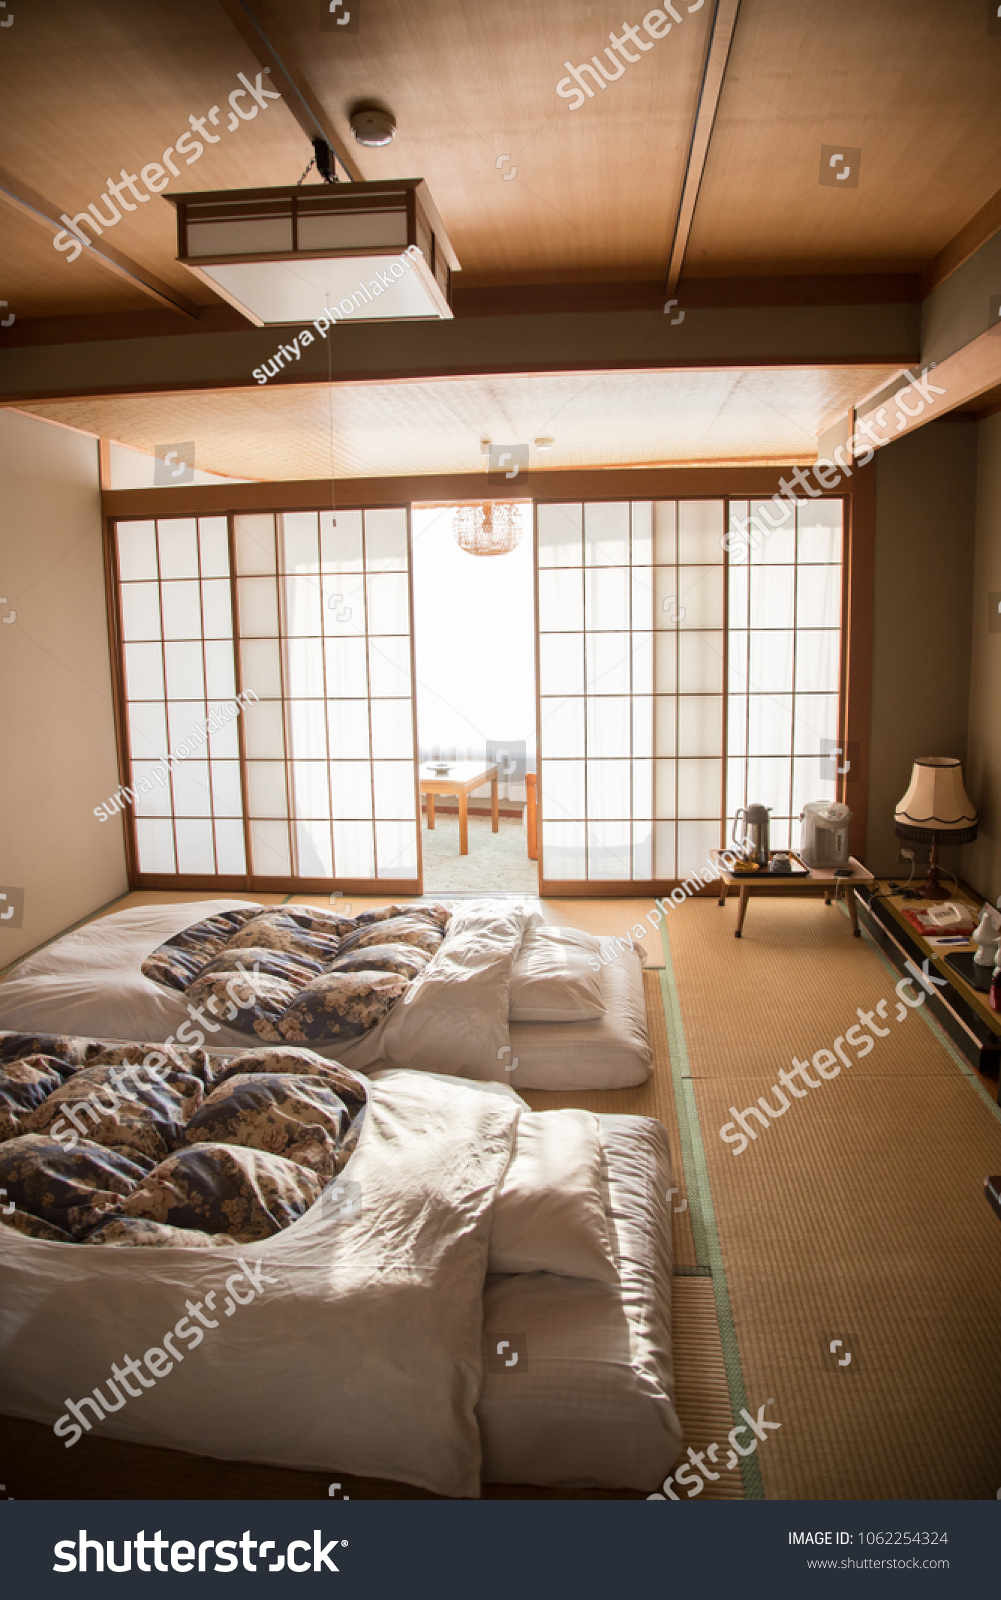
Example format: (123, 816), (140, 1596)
(452, 502), (523, 557)
(894, 756), (978, 898)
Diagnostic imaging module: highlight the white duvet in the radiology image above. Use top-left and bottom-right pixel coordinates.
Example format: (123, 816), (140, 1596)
(0, 1069), (522, 1499)
(0, 900), (539, 1082)
(0, 898), (651, 1091)
(0, 1069), (682, 1496)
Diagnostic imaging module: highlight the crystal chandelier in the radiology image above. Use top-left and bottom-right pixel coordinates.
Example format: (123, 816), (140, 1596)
(452, 502), (524, 557)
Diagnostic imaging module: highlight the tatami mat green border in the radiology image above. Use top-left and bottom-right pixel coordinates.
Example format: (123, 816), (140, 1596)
(658, 918), (764, 1501)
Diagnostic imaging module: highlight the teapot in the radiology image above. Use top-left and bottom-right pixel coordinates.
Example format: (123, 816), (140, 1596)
(732, 803), (771, 868)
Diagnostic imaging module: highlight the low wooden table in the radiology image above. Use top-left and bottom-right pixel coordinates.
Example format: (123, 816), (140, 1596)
(709, 850), (874, 938)
(419, 762), (498, 856)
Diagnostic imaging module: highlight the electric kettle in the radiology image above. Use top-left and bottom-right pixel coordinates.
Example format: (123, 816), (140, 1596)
(732, 803), (771, 867)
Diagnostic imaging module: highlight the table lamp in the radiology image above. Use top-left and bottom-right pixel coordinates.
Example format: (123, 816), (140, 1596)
(893, 757), (978, 899)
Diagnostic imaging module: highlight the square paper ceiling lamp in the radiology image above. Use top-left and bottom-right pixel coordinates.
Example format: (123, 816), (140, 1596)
(166, 179), (459, 326)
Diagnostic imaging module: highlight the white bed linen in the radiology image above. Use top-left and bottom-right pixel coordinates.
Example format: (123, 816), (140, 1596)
(489, 1109), (618, 1283)
(0, 901), (263, 1050)
(506, 939), (652, 1090)
(0, 902), (650, 1091)
(478, 1113), (682, 1492)
(509, 927), (606, 1022)
(0, 1070), (520, 1499)
(345, 899), (540, 1080)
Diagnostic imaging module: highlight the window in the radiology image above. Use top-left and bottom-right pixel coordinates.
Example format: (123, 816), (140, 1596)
(726, 499), (843, 851)
(536, 496), (844, 885)
(113, 507), (419, 887)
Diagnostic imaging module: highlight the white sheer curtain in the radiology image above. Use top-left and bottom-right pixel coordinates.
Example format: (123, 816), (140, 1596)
(411, 505), (536, 802)
(538, 500), (726, 882)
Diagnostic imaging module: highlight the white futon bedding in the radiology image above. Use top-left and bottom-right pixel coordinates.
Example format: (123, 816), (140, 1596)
(0, 1061), (681, 1497)
(0, 901), (652, 1092)
(480, 1112), (680, 1491)
(506, 942), (651, 1091)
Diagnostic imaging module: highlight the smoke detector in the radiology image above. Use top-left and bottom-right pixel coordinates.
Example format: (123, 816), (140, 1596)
(350, 106), (397, 147)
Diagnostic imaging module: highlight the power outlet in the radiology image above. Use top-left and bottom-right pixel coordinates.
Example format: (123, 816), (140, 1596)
(899, 847), (915, 862)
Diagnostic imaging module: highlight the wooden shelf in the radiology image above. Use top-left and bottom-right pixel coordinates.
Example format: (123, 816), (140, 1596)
(857, 880), (1000, 1096)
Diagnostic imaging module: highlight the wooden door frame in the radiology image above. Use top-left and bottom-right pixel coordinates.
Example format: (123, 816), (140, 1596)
(101, 464), (873, 896)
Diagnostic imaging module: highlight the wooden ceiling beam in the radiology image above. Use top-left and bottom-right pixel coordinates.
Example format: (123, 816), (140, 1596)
(855, 329), (1001, 446)
(664, 0), (743, 295)
(0, 166), (199, 318)
(0, 275), (921, 348)
(216, 0), (363, 183)
(102, 464), (809, 518)
(0, 301), (917, 405)
(920, 182), (1001, 298)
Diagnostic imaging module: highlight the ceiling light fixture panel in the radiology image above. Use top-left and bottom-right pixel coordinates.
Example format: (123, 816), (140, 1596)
(166, 179), (459, 325)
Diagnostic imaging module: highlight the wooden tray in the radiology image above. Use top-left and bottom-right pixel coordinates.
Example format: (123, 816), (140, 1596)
(763, 851), (811, 878)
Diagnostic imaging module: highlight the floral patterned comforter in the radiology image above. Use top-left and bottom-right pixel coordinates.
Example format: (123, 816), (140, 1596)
(140, 901), (450, 1045)
(0, 1029), (367, 1248)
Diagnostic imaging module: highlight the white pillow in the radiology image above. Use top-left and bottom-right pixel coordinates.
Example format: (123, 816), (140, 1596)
(489, 1109), (618, 1282)
(508, 926), (607, 1023)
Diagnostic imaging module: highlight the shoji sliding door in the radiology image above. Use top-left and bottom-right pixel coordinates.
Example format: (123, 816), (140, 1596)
(116, 515), (245, 879)
(112, 506), (420, 892)
(536, 500), (725, 889)
(725, 498), (844, 850)
(535, 495), (845, 891)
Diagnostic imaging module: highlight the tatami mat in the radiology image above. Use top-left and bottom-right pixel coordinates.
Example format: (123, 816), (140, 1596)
(665, 893), (1001, 1500)
(671, 1279), (745, 1500)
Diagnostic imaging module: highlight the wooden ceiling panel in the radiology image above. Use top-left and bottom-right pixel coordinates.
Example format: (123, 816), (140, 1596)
(683, 0), (1001, 279)
(0, 0), (997, 325)
(0, 0), (322, 311)
(12, 363), (899, 479)
(249, 0), (713, 286)
(0, 208), (157, 319)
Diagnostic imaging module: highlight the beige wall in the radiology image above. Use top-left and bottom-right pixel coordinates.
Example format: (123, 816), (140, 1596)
(961, 411), (1001, 903)
(0, 410), (127, 966)
(866, 419), (977, 878)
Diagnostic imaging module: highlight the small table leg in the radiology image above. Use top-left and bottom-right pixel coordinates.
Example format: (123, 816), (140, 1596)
(491, 774), (499, 833)
(735, 885), (749, 938)
(459, 791), (469, 855)
(426, 792), (435, 830)
(718, 882), (727, 908)
(824, 888), (833, 905)
(848, 887), (860, 937)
